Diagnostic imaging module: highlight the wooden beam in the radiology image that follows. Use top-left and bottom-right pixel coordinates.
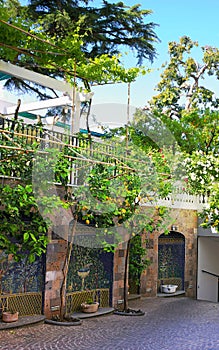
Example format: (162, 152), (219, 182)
(0, 60), (73, 96)
(6, 96), (72, 114)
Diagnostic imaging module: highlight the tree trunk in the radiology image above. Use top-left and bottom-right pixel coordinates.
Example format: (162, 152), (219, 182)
(59, 217), (77, 320)
(123, 239), (131, 311)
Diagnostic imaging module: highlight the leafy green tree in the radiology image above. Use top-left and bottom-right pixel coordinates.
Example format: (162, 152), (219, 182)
(131, 107), (219, 155)
(129, 234), (150, 292)
(136, 36), (219, 233)
(145, 36), (219, 154)
(0, 184), (48, 262)
(0, 0), (158, 98)
(151, 36), (219, 115)
(27, 0), (159, 64)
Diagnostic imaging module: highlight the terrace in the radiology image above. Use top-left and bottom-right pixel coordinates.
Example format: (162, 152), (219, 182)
(0, 59), (208, 211)
(0, 116), (207, 211)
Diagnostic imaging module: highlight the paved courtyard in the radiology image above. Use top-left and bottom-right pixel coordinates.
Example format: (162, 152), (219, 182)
(1, 297), (219, 350)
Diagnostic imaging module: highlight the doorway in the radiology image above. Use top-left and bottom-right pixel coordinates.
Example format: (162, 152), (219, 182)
(197, 236), (219, 302)
(158, 231), (185, 292)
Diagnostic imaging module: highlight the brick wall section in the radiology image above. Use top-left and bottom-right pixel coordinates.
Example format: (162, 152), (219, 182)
(140, 229), (158, 296)
(139, 208), (198, 298)
(2, 179), (199, 312)
(112, 242), (127, 309)
(44, 240), (67, 319)
(112, 208), (198, 306)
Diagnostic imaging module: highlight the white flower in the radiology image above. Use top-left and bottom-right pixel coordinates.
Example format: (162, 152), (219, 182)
(190, 173), (196, 181)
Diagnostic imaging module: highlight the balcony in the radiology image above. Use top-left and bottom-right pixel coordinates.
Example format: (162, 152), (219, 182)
(0, 117), (128, 186)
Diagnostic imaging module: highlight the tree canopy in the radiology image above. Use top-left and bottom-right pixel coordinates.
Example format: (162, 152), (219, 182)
(130, 36), (219, 155)
(27, 0), (159, 64)
(150, 36), (219, 115)
(0, 0), (159, 97)
(131, 36), (219, 233)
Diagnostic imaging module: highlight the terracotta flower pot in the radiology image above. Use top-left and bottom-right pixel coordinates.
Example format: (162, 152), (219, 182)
(81, 302), (99, 313)
(2, 311), (19, 323)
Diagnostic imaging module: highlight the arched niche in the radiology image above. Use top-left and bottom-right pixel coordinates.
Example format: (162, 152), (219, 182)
(158, 231), (185, 292)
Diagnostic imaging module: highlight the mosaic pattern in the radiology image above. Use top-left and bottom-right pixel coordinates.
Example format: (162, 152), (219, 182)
(67, 236), (113, 301)
(158, 232), (185, 290)
(0, 251), (44, 294)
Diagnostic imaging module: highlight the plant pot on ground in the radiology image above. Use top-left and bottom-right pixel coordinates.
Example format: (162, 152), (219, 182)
(81, 298), (99, 313)
(2, 311), (19, 323)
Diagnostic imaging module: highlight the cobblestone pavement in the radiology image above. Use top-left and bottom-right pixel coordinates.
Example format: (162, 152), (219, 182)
(1, 297), (219, 350)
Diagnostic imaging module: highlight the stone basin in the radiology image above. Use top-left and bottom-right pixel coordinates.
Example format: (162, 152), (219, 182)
(161, 285), (178, 293)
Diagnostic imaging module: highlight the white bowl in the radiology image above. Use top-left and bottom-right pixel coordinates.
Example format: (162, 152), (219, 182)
(161, 284), (178, 293)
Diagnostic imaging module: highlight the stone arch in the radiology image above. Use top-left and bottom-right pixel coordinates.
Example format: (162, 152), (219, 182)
(158, 231), (185, 292)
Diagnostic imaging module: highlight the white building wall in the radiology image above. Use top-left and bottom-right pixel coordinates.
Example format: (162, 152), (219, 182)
(197, 236), (219, 302)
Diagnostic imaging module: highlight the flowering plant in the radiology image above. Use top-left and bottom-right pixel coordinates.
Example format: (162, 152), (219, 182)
(184, 151), (219, 194)
(184, 150), (219, 232)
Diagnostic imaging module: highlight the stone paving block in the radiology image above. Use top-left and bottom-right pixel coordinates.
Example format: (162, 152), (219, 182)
(1, 297), (219, 350)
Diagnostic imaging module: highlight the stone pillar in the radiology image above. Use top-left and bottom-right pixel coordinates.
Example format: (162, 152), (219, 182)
(112, 243), (126, 309)
(181, 210), (198, 298)
(140, 230), (158, 297)
(44, 240), (67, 319)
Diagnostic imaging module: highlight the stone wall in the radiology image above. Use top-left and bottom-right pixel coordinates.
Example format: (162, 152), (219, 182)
(44, 239), (67, 319)
(112, 243), (126, 309)
(111, 208), (198, 308)
(1, 177), (199, 314)
(139, 208), (198, 298)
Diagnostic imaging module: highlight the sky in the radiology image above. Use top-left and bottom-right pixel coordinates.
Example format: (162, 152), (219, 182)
(91, 0), (219, 109)
(2, 0), (219, 129)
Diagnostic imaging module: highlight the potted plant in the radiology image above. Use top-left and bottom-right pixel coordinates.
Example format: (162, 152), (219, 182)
(81, 298), (99, 313)
(2, 310), (19, 323)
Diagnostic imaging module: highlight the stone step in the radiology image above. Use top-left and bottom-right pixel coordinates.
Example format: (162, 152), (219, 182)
(157, 290), (186, 298)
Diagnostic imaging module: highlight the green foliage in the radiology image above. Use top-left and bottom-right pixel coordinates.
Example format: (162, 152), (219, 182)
(184, 151), (219, 232)
(147, 36), (219, 154)
(159, 109), (219, 154)
(73, 54), (143, 85)
(85, 298), (94, 305)
(0, 134), (70, 262)
(0, 126), (37, 181)
(0, 184), (48, 262)
(75, 163), (142, 228)
(0, 0), (30, 62)
(129, 234), (150, 285)
(0, 0), (156, 97)
(201, 184), (219, 233)
(147, 36), (219, 233)
(151, 36), (219, 115)
(27, 0), (159, 64)
(150, 36), (219, 127)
